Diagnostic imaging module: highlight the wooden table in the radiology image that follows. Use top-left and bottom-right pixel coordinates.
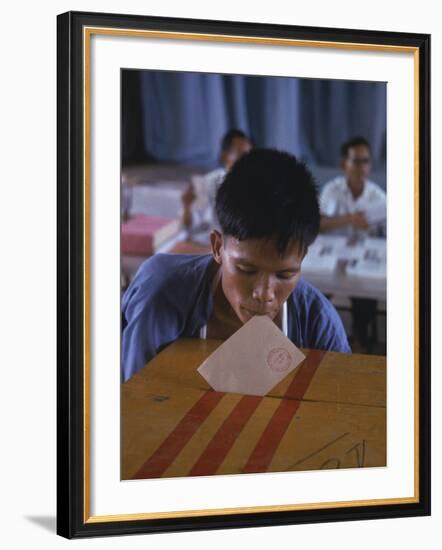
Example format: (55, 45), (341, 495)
(122, 339), (386, 480)
(303, 262), (386, 301)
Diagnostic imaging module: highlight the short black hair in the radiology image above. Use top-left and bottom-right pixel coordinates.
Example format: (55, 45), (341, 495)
(221, 129), (251, 153)
(340, 136), (371, 158)
(215, 148), (320, 256)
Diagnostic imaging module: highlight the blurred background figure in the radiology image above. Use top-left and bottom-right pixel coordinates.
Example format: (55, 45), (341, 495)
(318, 137), (387, 354)
(319, 137), (386, 240)
(180, 129), (253, 245)
(120, 69), (387, 355)
(121, 173), (136, 223)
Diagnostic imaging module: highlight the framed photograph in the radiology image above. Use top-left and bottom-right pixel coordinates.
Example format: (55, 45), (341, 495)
(57, 10), (431, 538)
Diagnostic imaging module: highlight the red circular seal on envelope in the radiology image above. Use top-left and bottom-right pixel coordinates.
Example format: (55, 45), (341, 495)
(267, 348), (292, 372)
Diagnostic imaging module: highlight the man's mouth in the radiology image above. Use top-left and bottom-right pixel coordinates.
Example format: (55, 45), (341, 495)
(241, 306), (274, 317)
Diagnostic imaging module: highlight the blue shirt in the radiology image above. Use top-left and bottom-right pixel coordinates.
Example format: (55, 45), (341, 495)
(122, 253), (351, 382)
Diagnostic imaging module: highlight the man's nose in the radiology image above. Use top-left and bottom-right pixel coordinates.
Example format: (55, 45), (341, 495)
(252, 275), (275, 303)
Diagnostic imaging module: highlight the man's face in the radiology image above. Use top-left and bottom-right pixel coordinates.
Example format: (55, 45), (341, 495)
(210, 232), (305, 324)
(222, 137), (252, 171)
(342, 144), (371, 184)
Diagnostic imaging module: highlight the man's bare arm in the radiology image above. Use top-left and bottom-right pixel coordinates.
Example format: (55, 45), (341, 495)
(320, 212), (369, 232)
(181, 183), (196, 228)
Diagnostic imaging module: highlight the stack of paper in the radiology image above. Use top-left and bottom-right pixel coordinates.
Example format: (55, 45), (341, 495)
(346, 238), (386, 280)
(122, 214), (181, 256)
(302, 235), (347, 275)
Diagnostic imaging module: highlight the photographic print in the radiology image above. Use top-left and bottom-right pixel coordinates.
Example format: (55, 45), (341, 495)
(120, 70), (388, 481)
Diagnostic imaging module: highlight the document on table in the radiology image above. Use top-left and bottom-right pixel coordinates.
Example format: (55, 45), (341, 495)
(197, 315), (305, 396)
(301, 234), (347, 274)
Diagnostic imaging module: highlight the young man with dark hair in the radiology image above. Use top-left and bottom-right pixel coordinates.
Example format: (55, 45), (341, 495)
(122, 148), (351, 382)
(340, 135), (370, 157)
(220, 128), (253, 168)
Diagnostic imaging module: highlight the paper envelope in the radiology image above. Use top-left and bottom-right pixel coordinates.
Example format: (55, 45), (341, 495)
(197, 315), (306, 396)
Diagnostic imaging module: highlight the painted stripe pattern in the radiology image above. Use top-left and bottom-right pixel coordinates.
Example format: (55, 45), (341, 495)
(132, 390), (224, 479)
(132, 350), (325, 479)
(242, 349), (326, 473)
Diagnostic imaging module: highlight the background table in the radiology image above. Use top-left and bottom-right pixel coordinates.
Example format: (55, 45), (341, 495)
(122, 339), (386, 480)
(303, 259), (386, 301)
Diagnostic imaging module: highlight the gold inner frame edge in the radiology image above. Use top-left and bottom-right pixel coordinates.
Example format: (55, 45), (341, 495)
(82, 26), (421, 524)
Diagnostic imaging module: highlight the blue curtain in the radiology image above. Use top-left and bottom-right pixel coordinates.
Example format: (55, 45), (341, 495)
(136, 71), (386, 170)
(299, 79), (386, 167)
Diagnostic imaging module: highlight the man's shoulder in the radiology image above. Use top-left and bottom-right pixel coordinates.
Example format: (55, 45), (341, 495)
(291, 277), (343, 325)
(320, 176), (346, 195)
(138, 252), (211, 278)
(207, 166), (226, 177)
(290, 277), (351, 353)
(365, 179), (386, 198)
(205, 167), (226, 184)
(123, 253), (212, 307)
(292, 276), (331, 307)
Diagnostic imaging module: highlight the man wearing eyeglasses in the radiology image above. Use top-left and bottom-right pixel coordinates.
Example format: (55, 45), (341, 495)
(318, 136), (386, 354)
(319, 136), (386, 239)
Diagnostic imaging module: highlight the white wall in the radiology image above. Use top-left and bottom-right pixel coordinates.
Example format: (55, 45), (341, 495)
(0, 0), (439, 548)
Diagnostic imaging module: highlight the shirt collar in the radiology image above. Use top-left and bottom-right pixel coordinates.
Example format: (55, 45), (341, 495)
(344, 177), (370, 203)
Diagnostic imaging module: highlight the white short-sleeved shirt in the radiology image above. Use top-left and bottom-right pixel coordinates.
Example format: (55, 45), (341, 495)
(186, 167), (226, 244)
(319, 175), (387, 238)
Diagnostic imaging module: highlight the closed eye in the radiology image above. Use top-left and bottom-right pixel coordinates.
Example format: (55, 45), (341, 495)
(277, 270), (300, 280)
(236, 265), (256, 275)
(236, 265), (299, 279)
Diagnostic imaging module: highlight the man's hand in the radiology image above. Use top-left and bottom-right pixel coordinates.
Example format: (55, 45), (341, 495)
(351, 211), (369, 229)
(181, 182), (197, 228)
(181, 182), (196, 206)
(320, 211), (368, 232)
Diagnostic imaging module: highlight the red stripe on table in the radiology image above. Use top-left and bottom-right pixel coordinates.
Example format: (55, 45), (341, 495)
(188, 349), (325, 477)
(283, 349), (327, 400)
(241, 349), (326, 474)
(132, 390), (225, 479)
(188, 395), (263, 477)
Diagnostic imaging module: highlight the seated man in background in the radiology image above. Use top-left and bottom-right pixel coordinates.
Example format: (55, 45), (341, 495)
(319, 136), (386, 353)
(122, 148), (351, 383)
(319, 136), (386, 238)
(180, 128), (253, 244)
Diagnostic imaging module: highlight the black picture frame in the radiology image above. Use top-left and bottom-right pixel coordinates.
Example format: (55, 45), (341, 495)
(57, 10), (431, 539)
